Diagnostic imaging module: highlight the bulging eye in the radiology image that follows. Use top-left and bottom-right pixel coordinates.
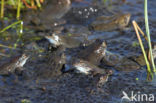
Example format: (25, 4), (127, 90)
(22, 54), (27, 58)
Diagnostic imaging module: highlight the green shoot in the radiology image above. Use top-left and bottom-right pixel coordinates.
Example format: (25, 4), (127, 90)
(144, 0), (156, 74)
(0, 0), (4, 18)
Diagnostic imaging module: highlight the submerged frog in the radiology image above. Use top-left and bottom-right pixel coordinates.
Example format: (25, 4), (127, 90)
(90, 13), (131, 31)
(102, 50), (140, 71)
(0, 54), (29, 75)
(45, 33), (82, 48)
(77, 39), (107, 65)
(130, 44), (156, 66)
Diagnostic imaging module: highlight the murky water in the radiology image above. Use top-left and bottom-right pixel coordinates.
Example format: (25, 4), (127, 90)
(0, 0), (156, 103)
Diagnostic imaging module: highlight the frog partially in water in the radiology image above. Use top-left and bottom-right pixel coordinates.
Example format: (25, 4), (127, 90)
(101, 50), (140, 71)
(71, 59), (112, 76)
(36, 46), (66, 78)
(45, 33), (83, 48)
(75, 39), (140, 72)
(62, 39), (110, 76)
(25, 0), (71, 31)
(90, 13), (131, 31)
(77, 39), (107, 65)
(0, 54), (29, 75)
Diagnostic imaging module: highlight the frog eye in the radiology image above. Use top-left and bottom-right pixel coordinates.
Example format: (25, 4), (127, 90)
(22, 54), (27, 58)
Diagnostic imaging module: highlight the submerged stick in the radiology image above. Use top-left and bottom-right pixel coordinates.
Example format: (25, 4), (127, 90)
(0, 20), (23, 33)
(0, 53), (9, 57)
(0, 44), (19, 50)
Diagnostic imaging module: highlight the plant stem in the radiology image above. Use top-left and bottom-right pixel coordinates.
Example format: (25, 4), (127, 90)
(17, 0), (21, 20)
(0, 20), (23, 33)
(36, 0), (41, 8)
(132, 21), (153, 80)
(144, 0), (156, 74)
(0, 0), (4, 18)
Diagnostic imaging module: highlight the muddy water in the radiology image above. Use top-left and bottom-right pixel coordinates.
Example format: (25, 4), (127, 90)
(0, 0), (156, 103)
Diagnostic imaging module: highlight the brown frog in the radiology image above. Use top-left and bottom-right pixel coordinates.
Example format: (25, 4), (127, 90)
(0, 54), (29, 75)
(45, 33), (82, 48)
(93, 70), (113, 88)
(91, 13), (131, 31)
(62, 39), (109, 75)
(36, 46), (66, 78)
(102, 50), (140, 71)
(71, 59), (112, 75)
(25, 0), (71, 31)
(77, 39), (107, 65)
(130, 43), (156, 66)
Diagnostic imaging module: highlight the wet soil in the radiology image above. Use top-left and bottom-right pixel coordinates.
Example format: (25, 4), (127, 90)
(0, 0), (156, 103)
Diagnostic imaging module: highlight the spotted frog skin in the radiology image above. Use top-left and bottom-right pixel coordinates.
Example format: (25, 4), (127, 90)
(0, 54), (29, 75)
(77, 39), (107, 65)
(63, 39), (108, 74)
(91, 13), (131, 31)
(71, 59), (111, 75)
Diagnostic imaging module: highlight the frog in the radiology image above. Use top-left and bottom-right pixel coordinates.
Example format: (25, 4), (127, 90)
(101, 50), (140, 71)
(45, 33), (83, 48)
(0, 54), (29, 75)
(62, 39), (109, 74)
(24, 0), (71, 31)
(36, 46), (66, 78)
(90, 13), (131, 31)
(70, 58), (112, 76)
(129, 43), (156, 66)
(77, 39), (107, 65)
(75, 38), (140, 72)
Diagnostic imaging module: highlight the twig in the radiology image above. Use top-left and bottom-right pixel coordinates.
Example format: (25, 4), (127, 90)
(134, 22), (148, 42)
(132, 20), (153, 81)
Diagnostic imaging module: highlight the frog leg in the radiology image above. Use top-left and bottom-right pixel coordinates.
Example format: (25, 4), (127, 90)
(15, 67), (25, 75)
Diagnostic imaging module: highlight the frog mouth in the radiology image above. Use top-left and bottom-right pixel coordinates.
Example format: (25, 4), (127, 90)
(16, 54), (29, 67)
(19, 57), (29, 67)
